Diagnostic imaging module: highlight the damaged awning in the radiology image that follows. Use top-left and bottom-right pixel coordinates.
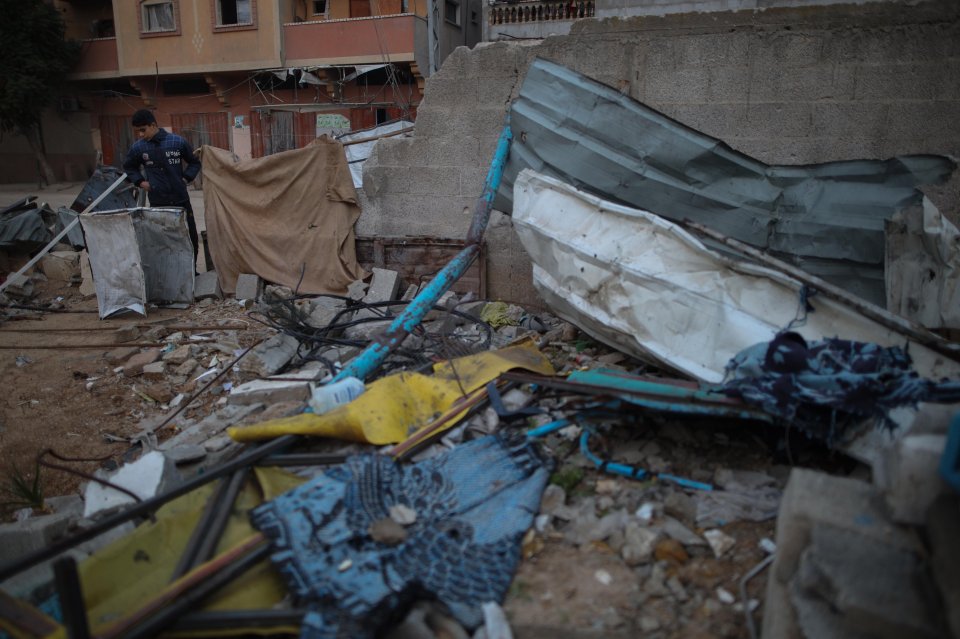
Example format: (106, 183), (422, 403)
(495, 58), (957, 306)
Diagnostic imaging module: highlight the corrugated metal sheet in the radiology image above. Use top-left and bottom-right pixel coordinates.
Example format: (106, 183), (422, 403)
(496, 58), (957, 306)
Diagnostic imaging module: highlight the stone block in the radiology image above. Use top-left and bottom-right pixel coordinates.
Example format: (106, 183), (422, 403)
(3, 273), (34, 300)
(142, 361), (167, 380)
(228, 378), (311, 406)
(194, 271), (222, 300)
(235, 273), (263, 300)
(238, 332), (299, 378)
(122, 348), (162, 377)
(365, 267), (402, 303)
(39, 251), (80, 283)
(175, 358), (199, 377)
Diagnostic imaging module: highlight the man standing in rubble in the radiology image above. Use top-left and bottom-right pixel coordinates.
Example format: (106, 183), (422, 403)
(123, 109), (202, 269)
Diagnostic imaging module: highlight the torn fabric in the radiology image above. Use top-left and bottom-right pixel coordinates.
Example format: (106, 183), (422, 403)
(201, 139), (367, 295)
(722, 332), (960, 444)
(496, 58), (956, 305)
(250, 433), (551, 638)
(511, 170), (960, 384)
(228, 339), (555, 444)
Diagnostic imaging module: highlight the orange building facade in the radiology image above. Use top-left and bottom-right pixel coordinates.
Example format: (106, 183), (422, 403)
(0, 0), (481, 183)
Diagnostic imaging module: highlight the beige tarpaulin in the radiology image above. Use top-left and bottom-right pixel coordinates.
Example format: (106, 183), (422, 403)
(201, 138), (367, 295)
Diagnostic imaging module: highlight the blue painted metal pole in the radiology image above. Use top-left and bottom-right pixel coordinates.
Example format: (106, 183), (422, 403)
(334, 121), (513, 383)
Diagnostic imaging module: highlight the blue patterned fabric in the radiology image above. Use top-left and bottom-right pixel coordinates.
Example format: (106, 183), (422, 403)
(722, 332), (960, 444)
(250, 434), (551, 638)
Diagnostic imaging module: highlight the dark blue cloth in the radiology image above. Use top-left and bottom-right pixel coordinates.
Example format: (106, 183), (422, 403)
(722, 332), (960, 444)
(122, 128), (200, 206)
(250, 434), (551, 639)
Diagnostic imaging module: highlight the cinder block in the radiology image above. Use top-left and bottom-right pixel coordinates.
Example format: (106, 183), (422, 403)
(228, 379), (311, 406)
(194, 271), (222, 300)
(365, 268), (401, 303)
(0, 511), (74, 563)
(238, 332), (299, 378)
(235, 273), (263, 301)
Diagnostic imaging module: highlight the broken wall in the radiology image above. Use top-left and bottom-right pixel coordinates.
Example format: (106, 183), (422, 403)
(359, 0), (960, 305)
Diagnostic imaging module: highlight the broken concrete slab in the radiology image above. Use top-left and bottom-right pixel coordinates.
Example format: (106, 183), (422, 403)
(194, 271), (222, 300)
(159, 403), (263, 450)
(300, 296), (346, 330)
(238, 332), (300, 378)
(174, 358), (199, 377)
(3, 274), (34, 300)
(122, 348), (162, 377)
(792, 524), (941, 639)
(82, 451), (180, 519)
(235, 273), (262, 300)
(228, 378), (312, 406)
(763, 468), (926, 639)
(163, 444), (207, 466)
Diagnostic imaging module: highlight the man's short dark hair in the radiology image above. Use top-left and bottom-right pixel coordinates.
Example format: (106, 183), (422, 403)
(132, 109), (157, 127)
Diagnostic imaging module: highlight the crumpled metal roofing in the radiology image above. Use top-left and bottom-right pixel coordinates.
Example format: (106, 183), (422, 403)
(495, 58), (957, 305)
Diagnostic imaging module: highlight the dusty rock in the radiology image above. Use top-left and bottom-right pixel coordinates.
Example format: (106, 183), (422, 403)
(540, 484), (566, 515)
(105, 346), (140, 365)
(123, 349), (162, 377)
(162, 344), (196, 364)
(142, 361), (166, 379)
(621, 522), (660, 566)
(175, 358), (199, 377)
(703, 529), (736, 558)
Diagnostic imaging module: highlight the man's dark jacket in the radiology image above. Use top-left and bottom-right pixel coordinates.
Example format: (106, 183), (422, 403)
(122, 129), (201, 206)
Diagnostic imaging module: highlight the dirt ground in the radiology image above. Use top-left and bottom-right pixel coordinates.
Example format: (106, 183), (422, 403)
(0, 279), (267, 503)
(0, 277), (853, 638)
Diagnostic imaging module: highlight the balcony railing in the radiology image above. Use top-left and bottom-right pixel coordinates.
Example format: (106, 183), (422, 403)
(490, 1), (594, 25)
(71, 37), (119, 79)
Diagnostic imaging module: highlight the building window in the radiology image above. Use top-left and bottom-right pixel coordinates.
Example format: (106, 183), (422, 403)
(216, 0), (253, 26)
(312, 0), (328, 17)
(141, 0), (177, 33)
(444, 0), (460, 26)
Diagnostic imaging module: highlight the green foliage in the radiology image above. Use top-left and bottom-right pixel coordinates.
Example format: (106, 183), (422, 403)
(1, 459), (45, 512)
(0, 0), (80, 135)
(549, 465), (585, 493)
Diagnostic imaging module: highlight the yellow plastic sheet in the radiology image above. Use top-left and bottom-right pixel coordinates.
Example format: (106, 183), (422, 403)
(228, 340), (555, 444)
(40, 467), (305, 639)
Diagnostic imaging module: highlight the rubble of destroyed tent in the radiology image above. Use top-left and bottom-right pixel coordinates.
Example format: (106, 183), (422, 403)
(2, 58), (960, 639)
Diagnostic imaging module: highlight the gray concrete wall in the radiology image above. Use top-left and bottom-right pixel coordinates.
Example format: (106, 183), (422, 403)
(360, 0), (960, 306)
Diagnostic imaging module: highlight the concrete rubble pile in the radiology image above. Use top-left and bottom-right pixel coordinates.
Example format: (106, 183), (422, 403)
(2, 63), (960, 639)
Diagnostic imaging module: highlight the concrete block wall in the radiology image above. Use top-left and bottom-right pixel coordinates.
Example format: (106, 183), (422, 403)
(360, 0), (960, 305)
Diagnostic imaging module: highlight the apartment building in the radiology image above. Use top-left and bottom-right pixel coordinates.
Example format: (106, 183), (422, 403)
(0, 0), (481, 183)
